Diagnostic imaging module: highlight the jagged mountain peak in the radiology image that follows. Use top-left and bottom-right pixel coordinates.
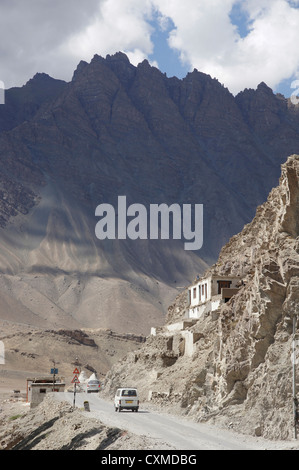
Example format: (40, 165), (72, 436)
(26, 72), (62, 85)
(106, 51), (132, 64)
(257, 81), (274, 94)
(72, 60), (89, 81)
(0, 55), (299, 335)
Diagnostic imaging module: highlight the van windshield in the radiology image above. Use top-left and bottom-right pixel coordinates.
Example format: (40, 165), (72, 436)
(121, 389), (137, 397)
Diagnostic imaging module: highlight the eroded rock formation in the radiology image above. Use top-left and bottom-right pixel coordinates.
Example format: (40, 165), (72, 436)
(103, 155), (299, 440)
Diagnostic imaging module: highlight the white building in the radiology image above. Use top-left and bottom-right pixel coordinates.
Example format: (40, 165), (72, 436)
(27, 376), (65, 409)
(188, 274), (242, 319)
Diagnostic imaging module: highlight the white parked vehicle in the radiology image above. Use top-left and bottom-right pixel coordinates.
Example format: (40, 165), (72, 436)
(114, 388), (139, 412)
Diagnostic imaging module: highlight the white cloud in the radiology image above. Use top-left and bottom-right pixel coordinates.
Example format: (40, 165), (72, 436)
(63, 0), (154, 66)
(0, 0), (156, 87)
(153, 0), (237, 64)
(0, 0), (299, 95)
(232, 0), (299, 91)
(0, 0), (101, 86)
(152, 0), (299, 94)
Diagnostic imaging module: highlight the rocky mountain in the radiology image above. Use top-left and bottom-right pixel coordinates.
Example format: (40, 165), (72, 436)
(103, 155), (299, 440)
(0, 53), (299, 334)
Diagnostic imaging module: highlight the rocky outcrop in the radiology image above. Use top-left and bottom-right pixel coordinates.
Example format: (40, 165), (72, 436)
(103, 155), (299, 440)
(200, 154), (299, 439)
(50, 329), (98, 348)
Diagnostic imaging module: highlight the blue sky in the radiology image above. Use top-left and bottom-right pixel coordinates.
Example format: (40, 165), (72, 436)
(0, 1), (299, 97)
(229, 1), (253, 38)
(148, 15), (190, 80)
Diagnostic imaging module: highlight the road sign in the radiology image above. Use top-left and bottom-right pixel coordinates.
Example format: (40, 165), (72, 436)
(72, 365), (81, 407)
(72, 375), (80, 384)
(51, 368), (58, 375)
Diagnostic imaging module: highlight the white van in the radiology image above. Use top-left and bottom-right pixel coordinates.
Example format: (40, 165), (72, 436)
(114, 388), (139, 412)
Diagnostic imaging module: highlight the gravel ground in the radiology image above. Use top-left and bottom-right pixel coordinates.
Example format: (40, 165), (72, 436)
(1, 392), (299, 451)
(0, 393), (175, 450)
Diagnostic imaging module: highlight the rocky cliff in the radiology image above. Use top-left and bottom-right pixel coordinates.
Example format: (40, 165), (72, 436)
(103, 155), (299, 440)
(0, 53), (299, 334)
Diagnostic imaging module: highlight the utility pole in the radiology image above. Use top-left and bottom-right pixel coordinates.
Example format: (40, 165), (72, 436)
(292, 315), (298, 440)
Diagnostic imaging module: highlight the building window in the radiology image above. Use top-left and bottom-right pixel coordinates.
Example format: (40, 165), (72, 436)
(193, 288), (196, 299)
(40, 389), (46, 394)
(217, 280), (232, 295)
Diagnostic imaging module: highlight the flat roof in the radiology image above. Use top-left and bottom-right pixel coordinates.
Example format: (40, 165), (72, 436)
(190, 274), (242, 286)
(27, 376), (65, 383)
(116, 387), (137, 390)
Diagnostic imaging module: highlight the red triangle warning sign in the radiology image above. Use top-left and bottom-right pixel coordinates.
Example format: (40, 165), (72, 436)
(72, 375), (80, 384)
(73, 368), (80, 375)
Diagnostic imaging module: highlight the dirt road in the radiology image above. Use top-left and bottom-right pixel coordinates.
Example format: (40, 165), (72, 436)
(56, 392), (293, 450)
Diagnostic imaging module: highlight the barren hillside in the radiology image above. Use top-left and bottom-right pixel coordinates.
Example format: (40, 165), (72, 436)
(102, 154), (299, 441)
(0, 321), (145, 392)
(0, 54), (299, 334)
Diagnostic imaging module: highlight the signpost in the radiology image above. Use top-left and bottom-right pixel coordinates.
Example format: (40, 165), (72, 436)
(51, 361), (58, 392)
(72, 367), (80, 407)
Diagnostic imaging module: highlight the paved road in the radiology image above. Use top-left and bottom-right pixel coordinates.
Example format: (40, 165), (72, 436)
(55, 392), (267, 450)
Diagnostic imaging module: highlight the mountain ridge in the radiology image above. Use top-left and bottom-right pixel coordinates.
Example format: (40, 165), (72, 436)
(0, 53), (298, 334)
